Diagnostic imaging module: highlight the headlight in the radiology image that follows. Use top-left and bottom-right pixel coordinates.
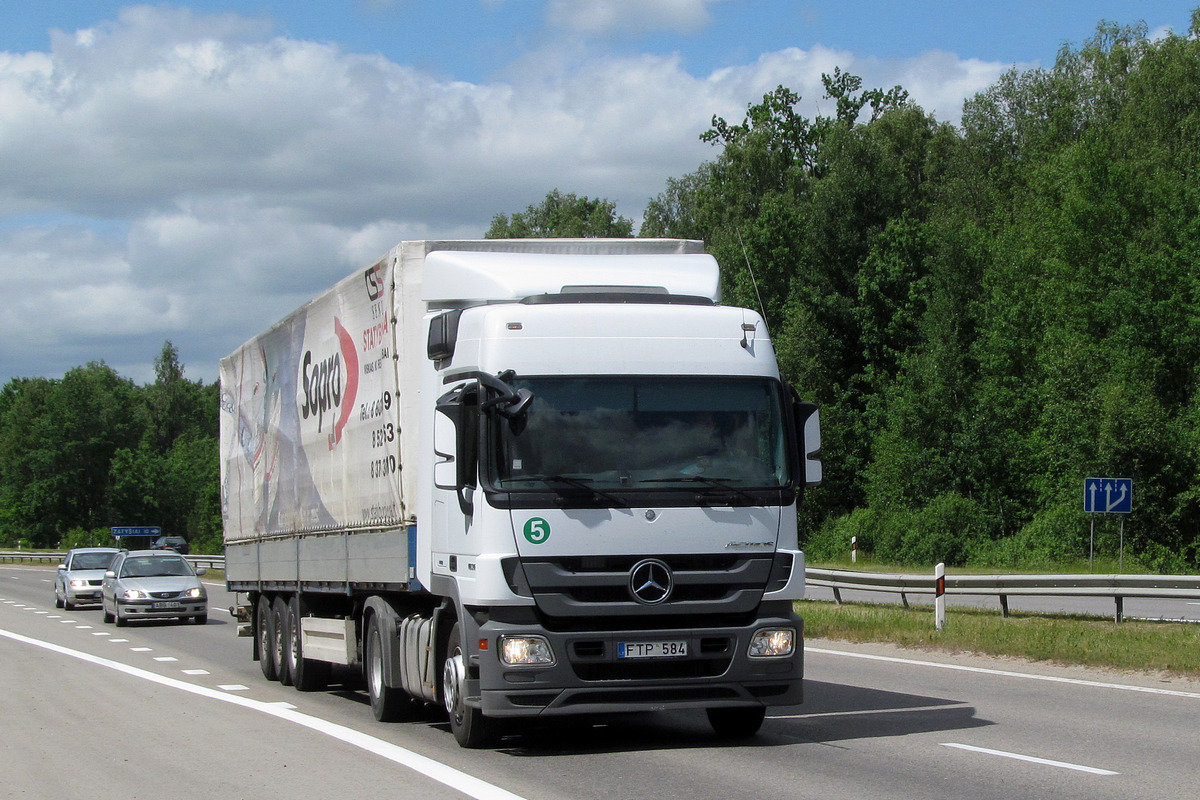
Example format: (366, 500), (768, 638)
(184, 587), (205, 599)
(497, 635), (555, 666)
(69, 579), (88, 588)
(748, 627), (795, 658)
(122, 588), (148, 600)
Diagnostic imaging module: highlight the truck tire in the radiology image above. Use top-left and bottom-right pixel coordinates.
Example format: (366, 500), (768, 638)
(706, 706), (766, 738)
(256, 595), (279, 681)
(273, 596), (293, 686)
(366, 612), (411, 722)
(443, 621), (498, 748)
(285, 594), (330, 692)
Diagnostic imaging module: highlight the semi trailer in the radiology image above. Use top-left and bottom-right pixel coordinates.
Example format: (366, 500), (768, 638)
(219, 238), (822, 747)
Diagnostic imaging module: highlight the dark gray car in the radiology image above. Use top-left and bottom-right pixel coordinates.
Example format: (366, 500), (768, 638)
(101, 550), (208, 626)
(55, 547), (120, 609)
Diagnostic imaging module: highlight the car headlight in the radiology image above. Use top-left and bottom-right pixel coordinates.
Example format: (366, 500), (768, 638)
(122, 588), (148, 600)
(748, 627), (796, 658)
(69, 579), (88, 588)
(183, 587), (206, 599)
(497, 635), (555, 666)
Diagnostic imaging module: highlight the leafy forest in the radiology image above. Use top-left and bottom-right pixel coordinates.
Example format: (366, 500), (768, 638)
(4, 15), (1200, 571)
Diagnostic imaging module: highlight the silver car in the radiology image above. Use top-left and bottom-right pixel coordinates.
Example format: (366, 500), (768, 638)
(55, 547), (120, 609)
(101, 550), (208, 626)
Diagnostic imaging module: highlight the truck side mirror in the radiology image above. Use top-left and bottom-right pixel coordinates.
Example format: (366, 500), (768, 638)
(434, 384), (478, 515)
(790, 393), (823, 487)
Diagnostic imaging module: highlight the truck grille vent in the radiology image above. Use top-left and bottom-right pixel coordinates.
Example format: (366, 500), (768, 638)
(520, 554), (774, 619)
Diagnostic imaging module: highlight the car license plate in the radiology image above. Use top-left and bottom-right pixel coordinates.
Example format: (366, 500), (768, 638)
(617, 640), (688, 659)
(152, 601), (183, 609)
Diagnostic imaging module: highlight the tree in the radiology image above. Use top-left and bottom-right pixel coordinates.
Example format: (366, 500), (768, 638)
(486, 190), (634, 238)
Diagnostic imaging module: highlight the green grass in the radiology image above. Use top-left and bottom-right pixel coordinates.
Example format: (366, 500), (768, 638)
(798, 599), (1200, 679)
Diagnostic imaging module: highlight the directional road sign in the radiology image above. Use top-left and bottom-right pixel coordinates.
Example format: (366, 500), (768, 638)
(110, 526), (162, 538)
(1083, 478), (1132, 514)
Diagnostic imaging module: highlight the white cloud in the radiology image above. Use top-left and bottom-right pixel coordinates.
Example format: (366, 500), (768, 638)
(0, 6), (1006, 384)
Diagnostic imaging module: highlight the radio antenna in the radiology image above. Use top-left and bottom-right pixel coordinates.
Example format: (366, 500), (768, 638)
(736, 229), (771, 333)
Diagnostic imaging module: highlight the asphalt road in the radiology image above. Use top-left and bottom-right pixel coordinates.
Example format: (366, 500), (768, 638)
(3, 564), (1198, 800)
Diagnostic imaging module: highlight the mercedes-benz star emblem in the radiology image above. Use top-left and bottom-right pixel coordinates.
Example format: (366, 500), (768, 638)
(629, 558), (673, 605)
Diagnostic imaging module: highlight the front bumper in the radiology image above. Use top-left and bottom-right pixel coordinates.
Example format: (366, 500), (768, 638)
(115, 599), (207, 620)
(471, 607), (804, 718)
(65, 587), (103, 604)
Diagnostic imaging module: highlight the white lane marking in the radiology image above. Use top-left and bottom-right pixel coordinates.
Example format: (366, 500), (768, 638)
(0, 626), (527, 800)
(808, 647), (1200, 699)
(219, 684), (249, 691)
(154, 657), (179, 662)
(942, 743), (1119, 775)
(775, 702), (972, 720)
(182, 669), (210, 675)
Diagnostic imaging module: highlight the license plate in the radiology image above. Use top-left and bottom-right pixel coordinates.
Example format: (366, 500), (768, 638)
(617, 640), (688, 659)
(152, 601), (183, 609)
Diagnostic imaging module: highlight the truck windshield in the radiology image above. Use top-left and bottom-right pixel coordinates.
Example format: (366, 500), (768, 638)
(491, 377), (790, 491)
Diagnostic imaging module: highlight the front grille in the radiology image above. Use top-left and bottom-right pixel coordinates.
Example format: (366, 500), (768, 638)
(150, 591), (177, 599)
(519, 554), (774, 619)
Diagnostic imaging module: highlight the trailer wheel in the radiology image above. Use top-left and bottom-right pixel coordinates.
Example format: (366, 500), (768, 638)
(285, 594), (330, 692)
(706, 706), (766, 738)
(443, 621), (498, 748)
(256, 595), (279, 681)
(366, 613), (410, 721)
(273, 596), (293, 686)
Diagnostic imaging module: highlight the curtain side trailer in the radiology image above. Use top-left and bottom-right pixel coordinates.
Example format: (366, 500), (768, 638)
(219, 238), (823, 747)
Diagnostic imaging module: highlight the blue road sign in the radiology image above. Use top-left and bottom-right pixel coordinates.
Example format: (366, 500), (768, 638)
(1083, 478), (1132, 514)
(110, 526), (162, 538)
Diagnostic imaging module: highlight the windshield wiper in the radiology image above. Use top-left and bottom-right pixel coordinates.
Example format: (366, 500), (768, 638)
(641, 475), (759, 503)
(503, 474), (627, 506)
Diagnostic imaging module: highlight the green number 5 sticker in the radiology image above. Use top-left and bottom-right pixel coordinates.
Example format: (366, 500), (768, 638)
(523, 517), (551, 544)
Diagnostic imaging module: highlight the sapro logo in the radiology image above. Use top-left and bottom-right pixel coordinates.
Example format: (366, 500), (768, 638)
(300, 317), (359, 448)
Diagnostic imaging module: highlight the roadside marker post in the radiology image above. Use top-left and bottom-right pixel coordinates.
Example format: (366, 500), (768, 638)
(935, 562), (946, 631)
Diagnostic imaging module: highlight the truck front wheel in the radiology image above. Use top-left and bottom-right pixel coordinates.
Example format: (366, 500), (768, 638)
(442, 622), (498, 748)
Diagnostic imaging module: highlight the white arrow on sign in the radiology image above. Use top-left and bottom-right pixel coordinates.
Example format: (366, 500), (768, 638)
(1105, 481), (1128, 512)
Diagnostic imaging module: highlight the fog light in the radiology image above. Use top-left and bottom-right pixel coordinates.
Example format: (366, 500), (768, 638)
(748, 627), (795, 658)
(498, 635), (555, 666)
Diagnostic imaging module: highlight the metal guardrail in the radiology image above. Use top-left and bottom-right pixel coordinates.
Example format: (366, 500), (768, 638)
(0, 551), (225, 571)
(806, 567), (1200, 622)
(4, 552), (1195, 622)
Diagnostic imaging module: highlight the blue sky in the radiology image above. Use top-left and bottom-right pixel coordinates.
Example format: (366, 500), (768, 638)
(1, 1), (1195, 384)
